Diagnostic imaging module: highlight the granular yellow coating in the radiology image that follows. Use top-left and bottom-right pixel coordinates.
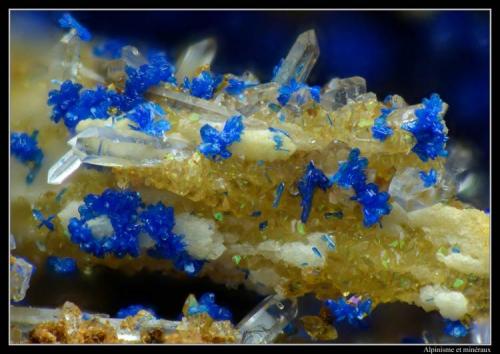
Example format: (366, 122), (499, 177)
(10, 35), (489, 328)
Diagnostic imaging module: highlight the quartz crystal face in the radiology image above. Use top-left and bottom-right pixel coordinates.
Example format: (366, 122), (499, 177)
(9, 12), (490, 345)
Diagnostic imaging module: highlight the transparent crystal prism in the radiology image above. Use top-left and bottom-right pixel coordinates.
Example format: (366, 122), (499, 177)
(104, 46), (147, 87)
(10, 257), (33, 302)
(237, 83), (280, 117)
(273, 29), (320, 85)
(49, 29), (81, 83)
(445, 141), (474, 178)
(175, 38), (217, 82)
(47, 149), (83, 185)
(321, 76), (367, 110)
(48, 126), (195, 184)
(388, 167), (454, 212)
(105, 58), (126, 85)
(73, 126), (194, 164)
(236, 295), (298, 344)
(79, 65), (106, 84)
(149, 86), (239, 118)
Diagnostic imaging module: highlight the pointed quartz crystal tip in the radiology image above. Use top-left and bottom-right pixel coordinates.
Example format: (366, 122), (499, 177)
(273, 29), (320, 85)
(47, 149), (83, 185)
(49, 29), (81, 83)
(175, 38), (217, 82)
(237, 295), (298, 344)
(48, 126), (195, 185)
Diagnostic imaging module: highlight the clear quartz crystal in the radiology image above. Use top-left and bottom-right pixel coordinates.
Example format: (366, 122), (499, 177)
(10, 257), (33, 302)
(69, 126), (194, 166)
(105, 46), (147, 87)
(272, 29), (320, 85)
(388, 167), (443, 211)
(149, 86), (239, 118)
(48, 126), (195, 185)
(49, 29), (81, 83)
(236, 295), (298, 344)
(175, 38), (217, 82)
(79, 65), (106, 84)
(321, 76), (367, 110)
(445, 141), (474, 178)
(105, 58), (126, 85)
(237, 83), (280, 117)
(47, 149), (83, 185)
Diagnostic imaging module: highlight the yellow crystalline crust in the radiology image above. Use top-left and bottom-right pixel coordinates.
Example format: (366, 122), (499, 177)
(112, 98), (488, 322)
(112, 98), (443, 216)
(11, 99), (490, 324)
(10, 39), (489, 323)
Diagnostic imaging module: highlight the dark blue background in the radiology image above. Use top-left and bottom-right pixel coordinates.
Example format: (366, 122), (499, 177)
(14, 10), (490, 167)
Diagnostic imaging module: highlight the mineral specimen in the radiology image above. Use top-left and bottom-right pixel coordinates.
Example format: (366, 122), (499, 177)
(9, 13), (490, 344)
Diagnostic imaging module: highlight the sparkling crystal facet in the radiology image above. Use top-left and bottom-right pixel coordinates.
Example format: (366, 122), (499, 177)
(388, 167), (441, 211)
(321, 76), (367, 110)
(149, 86), (239, 118)
(47, 149), (83, 185)
(237, 295), (298, 344)
(49, 29), (81, 83)
(272, 29), (320, 85)
(175, 38), (217, 82)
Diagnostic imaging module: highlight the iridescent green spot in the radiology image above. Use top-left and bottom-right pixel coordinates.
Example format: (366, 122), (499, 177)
(232, 255), (241, 265)
(389, 240), (399, 248)
(214, 212), (224, 222)
(453, 278), (465, 288)
(296, 222), (306, 235)
(382, 258), (390, 269)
